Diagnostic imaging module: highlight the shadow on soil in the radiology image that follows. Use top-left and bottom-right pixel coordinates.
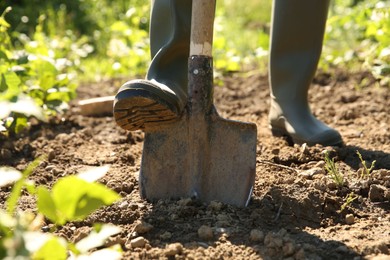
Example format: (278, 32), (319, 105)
(339, 145), (390, 170)
(136, 190), (361, 259)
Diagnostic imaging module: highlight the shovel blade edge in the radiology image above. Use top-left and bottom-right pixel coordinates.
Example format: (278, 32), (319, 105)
(204, 115), (257, 206)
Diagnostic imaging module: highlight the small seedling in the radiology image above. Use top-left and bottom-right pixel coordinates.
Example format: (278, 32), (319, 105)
(356, 150), (376, 179)
(324, 151), (344, 187)
(340, 192), (358, 212)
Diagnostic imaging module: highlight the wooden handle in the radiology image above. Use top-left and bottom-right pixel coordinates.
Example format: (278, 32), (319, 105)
(190, 0), (216, 56)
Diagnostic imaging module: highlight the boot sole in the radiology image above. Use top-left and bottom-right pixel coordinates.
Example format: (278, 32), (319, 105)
(114, 90), (179, 132)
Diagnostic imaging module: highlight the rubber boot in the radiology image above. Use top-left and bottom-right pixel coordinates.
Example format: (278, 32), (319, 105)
(268, 0), (343, 146)
(114, 0), (191, 131)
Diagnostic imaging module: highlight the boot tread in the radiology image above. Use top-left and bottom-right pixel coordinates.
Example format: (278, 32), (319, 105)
(114, 96), (178, 132)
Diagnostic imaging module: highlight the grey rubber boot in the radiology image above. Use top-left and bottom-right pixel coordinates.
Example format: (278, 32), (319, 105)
(268, 0), (343, 146)
(114, 0), (191, 131)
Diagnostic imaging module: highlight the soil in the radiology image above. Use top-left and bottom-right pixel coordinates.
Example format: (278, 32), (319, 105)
(0, 70), (389, 260)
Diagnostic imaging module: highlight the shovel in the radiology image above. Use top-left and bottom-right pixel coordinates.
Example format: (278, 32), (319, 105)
(139, 0), (257, 207)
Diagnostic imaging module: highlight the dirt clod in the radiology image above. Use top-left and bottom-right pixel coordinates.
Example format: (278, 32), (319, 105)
(0, 149), (12, 160)
(160, 231), (172, 240)
(134, 220), (153, 234)
(264, 232), (284, 249)
(198, 225), (213, 240)
(164, 243), (183, 256)
(369, 184), (388, 202)
(250, 229), (265, 242)
(299, 167), (324, 179)
(128, 236), (146, 248)
(47, 150), (56, 162)
(283, 241), (296, 257)
(345, 214), (355, 225)
(73, 226), (91, 243)
(208, 201), (223, 211)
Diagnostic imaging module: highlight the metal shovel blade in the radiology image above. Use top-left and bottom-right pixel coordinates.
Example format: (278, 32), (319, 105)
(139, 112), (257, 207)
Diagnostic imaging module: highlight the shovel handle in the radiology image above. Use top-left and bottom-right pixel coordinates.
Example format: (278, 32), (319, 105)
(190, 0), (216, 56)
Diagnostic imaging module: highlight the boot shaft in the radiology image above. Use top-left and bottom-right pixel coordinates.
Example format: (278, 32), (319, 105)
(269, 0), (330, 101)
(150, 0), (192, 58)
(147, 0), (192, 109)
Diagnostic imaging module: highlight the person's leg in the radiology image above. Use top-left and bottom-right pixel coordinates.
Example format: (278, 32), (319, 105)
(114, 0), (191, 132)
(268, 0), (343, 146)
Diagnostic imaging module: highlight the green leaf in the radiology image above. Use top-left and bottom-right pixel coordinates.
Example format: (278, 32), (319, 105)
(0, 121), (6, 132)
(73, 194), (110, 220)
(0, 246), (5, 260)
(0, 102), (12, 119)
(6, 174), (26, 215)
(79, 181), (120, 206)
(39, 73), (56, 91)
(0, 50), (10, 61)
(110, 21), (129, 33)
(0, 17), (10, 29)
(0, 71), (21, 100)
(6, 157), (41, 215)
(13, 97), (46, 120)
(30, 59), (57, 78)
(0, 210), (16, 228)
(72, 182), (120, 220)
(0, 73), (7, 92)
(51, 176), (120, 223)
(3, 71), (21, 91)
(50, 176), (86, 221)
(36, 187), (60, 225)
(81, 246), (122, 260)
(25, 180), (37, 195)
(0, 96), (46, 121)
(0, 167), (22, 187)
(32, 237), (67, 260)
(77, 165), (110, 183)
(76, 224), (121, 253)
(14, 116), (28, 134)
(45, 91), (71, 103)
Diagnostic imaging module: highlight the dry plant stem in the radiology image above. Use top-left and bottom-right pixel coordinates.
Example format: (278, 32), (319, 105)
(257, 160), (298, 174)
(273, 202), (283, 222)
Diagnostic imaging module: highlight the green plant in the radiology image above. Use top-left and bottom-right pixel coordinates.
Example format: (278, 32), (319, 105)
(37, 175), (119, 226)
(356, 150), (376, 179)
(340, 192), (358, 212)
(324, 151), (344, 187)
(81, 9), (150, 80)
(323, 0), (390, 86)
(0, 161), (122, 259)
(214, 0), (271, 73)
(0, 7), (41, 134)
(4, 157), (41, 215)
(0, 8), (92, 135)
